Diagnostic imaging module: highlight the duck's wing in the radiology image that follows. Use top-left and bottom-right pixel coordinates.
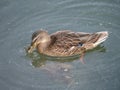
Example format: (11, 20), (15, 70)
(50, 30), (90, 49)
(50, 30), (108, 50)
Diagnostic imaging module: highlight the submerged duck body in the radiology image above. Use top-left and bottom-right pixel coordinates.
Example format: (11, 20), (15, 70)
(27, 30), (108, 58)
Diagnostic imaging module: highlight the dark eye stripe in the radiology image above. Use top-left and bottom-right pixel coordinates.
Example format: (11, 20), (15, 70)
(32, 34), (41, 42)
(31, 39), (37, 46)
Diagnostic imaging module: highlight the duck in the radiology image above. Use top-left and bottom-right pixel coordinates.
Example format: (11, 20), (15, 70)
(27, 30), (108, 63)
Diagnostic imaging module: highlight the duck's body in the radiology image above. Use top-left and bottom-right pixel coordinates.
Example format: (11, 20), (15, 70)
(27, 30), (108, 59)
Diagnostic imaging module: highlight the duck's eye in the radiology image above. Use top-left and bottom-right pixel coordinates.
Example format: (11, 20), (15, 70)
(78, 43), (83, 47)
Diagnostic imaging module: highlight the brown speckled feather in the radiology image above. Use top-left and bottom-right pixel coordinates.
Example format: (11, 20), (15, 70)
(44, 30), (99, 56)
(50, 31), (89, 48)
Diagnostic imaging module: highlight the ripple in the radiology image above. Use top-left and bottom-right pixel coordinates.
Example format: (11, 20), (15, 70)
(0, 0), (120, 90)
(65, 2), (120, 8)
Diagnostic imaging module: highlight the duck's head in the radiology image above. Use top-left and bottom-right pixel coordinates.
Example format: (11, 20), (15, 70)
(27, 30), (51, 53)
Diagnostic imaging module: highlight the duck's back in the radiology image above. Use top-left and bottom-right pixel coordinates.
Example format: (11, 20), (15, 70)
(43, 30), (105, 57)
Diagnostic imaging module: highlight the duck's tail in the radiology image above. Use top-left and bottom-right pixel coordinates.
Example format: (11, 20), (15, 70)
(93, 31), (108, 47)
(82, 31), (109, 50)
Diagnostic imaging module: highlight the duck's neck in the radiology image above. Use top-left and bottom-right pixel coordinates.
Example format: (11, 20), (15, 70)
(37, 40), (51, 53)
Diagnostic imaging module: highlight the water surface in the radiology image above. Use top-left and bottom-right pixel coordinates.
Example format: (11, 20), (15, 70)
(0, 0), (120, 90)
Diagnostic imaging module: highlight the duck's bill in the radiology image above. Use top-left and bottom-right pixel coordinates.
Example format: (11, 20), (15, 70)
(27, 41), (37, 53)
(27, 46), (35, 53)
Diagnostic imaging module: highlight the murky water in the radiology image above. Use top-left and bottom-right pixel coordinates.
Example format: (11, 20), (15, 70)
(0, 0), (120, 90)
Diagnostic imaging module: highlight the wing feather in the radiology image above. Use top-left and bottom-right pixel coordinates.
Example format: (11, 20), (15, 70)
(50, 30), (91, 50)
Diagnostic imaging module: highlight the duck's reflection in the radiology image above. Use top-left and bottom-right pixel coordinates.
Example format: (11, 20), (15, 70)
(27, 52), (75, 85)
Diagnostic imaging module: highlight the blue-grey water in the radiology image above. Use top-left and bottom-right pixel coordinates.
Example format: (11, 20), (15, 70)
(0, 0), (120, 90)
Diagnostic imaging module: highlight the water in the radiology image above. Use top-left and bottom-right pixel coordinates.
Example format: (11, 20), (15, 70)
(0, 0), (120, 90)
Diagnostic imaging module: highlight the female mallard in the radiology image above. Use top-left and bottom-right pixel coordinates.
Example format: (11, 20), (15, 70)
(27, 30), (108, 63)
